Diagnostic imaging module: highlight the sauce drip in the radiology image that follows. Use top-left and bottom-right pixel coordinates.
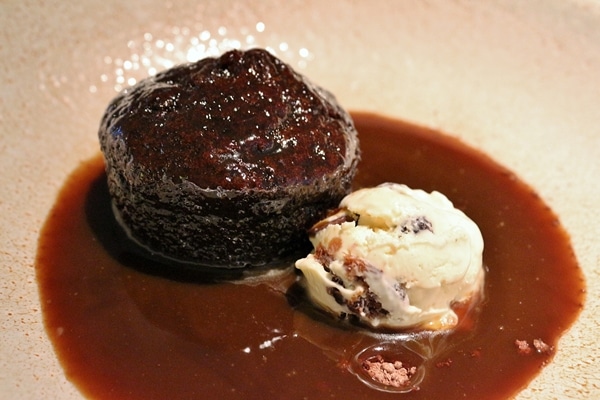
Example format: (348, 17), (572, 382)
(36, 112), (585, 400)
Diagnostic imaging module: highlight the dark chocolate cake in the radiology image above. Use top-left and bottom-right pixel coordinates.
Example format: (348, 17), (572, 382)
(98, 48), (360, 269)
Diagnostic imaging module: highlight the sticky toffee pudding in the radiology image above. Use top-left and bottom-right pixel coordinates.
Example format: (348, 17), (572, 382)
(98, 49), (359, 269)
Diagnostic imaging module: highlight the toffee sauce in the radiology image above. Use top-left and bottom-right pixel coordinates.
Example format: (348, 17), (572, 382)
(36, 112), (585, 400)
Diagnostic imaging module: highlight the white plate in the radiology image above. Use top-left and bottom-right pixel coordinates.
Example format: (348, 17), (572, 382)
(1, 0), (599, 398)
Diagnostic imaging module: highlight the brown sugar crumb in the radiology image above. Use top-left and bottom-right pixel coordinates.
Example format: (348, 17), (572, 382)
(362, 355), (416, 387)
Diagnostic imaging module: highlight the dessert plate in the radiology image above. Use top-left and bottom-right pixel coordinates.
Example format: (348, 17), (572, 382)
(1, 0), (599, 398)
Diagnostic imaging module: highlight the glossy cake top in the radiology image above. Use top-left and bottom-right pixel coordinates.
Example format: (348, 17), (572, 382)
(100, 49), (359, 190)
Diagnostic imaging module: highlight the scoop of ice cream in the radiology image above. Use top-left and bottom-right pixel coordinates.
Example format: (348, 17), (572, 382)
(295, 183), (484, 330)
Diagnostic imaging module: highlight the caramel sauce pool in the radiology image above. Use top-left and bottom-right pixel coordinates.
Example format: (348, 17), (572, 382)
(36, 113), (585, 399)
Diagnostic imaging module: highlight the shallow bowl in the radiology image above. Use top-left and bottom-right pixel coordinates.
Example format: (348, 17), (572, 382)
(1, 0), (599, 398)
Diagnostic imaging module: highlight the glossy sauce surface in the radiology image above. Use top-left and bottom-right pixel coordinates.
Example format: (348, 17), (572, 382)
(100, 49), (357, 190)
(36, 113), (585, 400)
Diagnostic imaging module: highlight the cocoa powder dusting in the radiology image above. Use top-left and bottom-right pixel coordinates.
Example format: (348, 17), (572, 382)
(362, 355), (416, 388)
(515, 339), (553, 356)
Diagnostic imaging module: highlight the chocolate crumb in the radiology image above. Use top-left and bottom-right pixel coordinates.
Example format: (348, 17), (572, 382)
(308, 208), (357, 236)
(362, 355), (416, 387)
(327, 286), (346, 306)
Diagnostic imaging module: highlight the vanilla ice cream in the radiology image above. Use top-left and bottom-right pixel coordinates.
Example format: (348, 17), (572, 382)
(295, 183), (484, 330)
